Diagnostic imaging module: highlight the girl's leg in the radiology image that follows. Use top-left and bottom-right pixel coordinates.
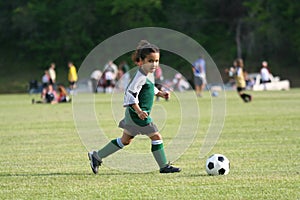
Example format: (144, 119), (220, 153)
(150, 132), (181, 173)
(88, 130), (133, 174)
(97, 130), (133, 159)
(195, 85), (201, 96)
(237, 88), (252, 102)
(150, 132), (167, 168)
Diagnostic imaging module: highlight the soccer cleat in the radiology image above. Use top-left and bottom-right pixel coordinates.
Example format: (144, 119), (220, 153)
(248, 95), (252, 102)
(242, 94), (252, 103)
(245, 96), (252, 102)
(159, 164), (181, 173)
(88, 151), (102, 174)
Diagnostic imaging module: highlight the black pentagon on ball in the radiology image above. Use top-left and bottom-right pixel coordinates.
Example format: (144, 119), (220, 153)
(218, 168), (226, 175)
(218, 156), (224, 162)
(207, 162), (214, 170)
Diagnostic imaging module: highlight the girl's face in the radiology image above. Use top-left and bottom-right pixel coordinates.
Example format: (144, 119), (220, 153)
(141, 52), (160, 74)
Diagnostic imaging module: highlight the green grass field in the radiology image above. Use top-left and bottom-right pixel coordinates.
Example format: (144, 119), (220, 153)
(0, 90), (299, 199)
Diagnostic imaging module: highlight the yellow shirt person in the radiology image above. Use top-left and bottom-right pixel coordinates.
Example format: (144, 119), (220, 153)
(68, 62), (78, 90)
(235, 66), (246, 88)
(233, 58), (252, 103)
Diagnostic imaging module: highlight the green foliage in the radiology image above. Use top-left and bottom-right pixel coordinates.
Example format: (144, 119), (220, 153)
(0, 90), (299, 199)
(111, 0), (162, 27)
(244, 0), (300, 63)
(0, 0), (299, 93)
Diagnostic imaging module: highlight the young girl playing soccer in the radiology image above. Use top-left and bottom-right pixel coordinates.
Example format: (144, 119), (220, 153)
(230, 58), (252, 102)
(88, 40), (181, 174)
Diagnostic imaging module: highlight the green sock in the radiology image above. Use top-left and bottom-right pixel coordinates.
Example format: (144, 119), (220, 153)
(151, 142), (168, 169)
(97, 138), (123, 159)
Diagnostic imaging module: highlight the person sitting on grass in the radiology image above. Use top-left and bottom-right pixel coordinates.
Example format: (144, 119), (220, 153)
(57, 85), (71, 103)
(32, 84), (57, 104)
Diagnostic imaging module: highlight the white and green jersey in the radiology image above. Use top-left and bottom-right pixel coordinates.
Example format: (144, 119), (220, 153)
(123, 68), (159, 126)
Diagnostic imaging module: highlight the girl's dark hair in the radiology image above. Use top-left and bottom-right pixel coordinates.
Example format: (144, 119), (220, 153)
(131, 40), (160, 63)
(235, 58), (244, 68)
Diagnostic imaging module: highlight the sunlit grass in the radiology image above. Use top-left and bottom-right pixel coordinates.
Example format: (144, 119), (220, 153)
(0, 90), (299, 199)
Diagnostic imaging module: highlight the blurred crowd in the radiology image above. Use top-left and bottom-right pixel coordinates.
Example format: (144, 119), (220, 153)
(29, 59), (193, 104)
(30, 62), (75, 104)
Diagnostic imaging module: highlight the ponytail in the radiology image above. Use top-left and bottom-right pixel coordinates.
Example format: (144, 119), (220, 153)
(132, 40), (159, 64)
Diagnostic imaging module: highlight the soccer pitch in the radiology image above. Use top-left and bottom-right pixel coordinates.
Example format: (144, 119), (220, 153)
(0, 90), (299, 199)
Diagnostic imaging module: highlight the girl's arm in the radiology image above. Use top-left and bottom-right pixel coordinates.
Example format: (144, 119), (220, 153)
(131, 103), (148, 120)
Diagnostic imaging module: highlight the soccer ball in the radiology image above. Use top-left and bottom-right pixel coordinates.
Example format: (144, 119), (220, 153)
(211, 91), (219, 97)
(205, 154), (230, 175)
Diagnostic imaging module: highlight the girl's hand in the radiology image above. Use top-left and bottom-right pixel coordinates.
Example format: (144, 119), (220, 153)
(164, 91), (170, 100)
(137, 110), (148, 120)
(158, 91), (170, 100)
(131, 104), (148, 120)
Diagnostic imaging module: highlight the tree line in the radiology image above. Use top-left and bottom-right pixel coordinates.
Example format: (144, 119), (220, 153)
(1, 0), (299, 86)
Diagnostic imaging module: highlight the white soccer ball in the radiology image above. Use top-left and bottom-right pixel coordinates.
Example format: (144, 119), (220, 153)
(206, 154), (230, 175)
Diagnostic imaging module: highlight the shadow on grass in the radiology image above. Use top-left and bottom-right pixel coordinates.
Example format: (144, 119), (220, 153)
(0, 170), (211, 177)
(181, 173), (208, 177)
(0, 171), (130, 177)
